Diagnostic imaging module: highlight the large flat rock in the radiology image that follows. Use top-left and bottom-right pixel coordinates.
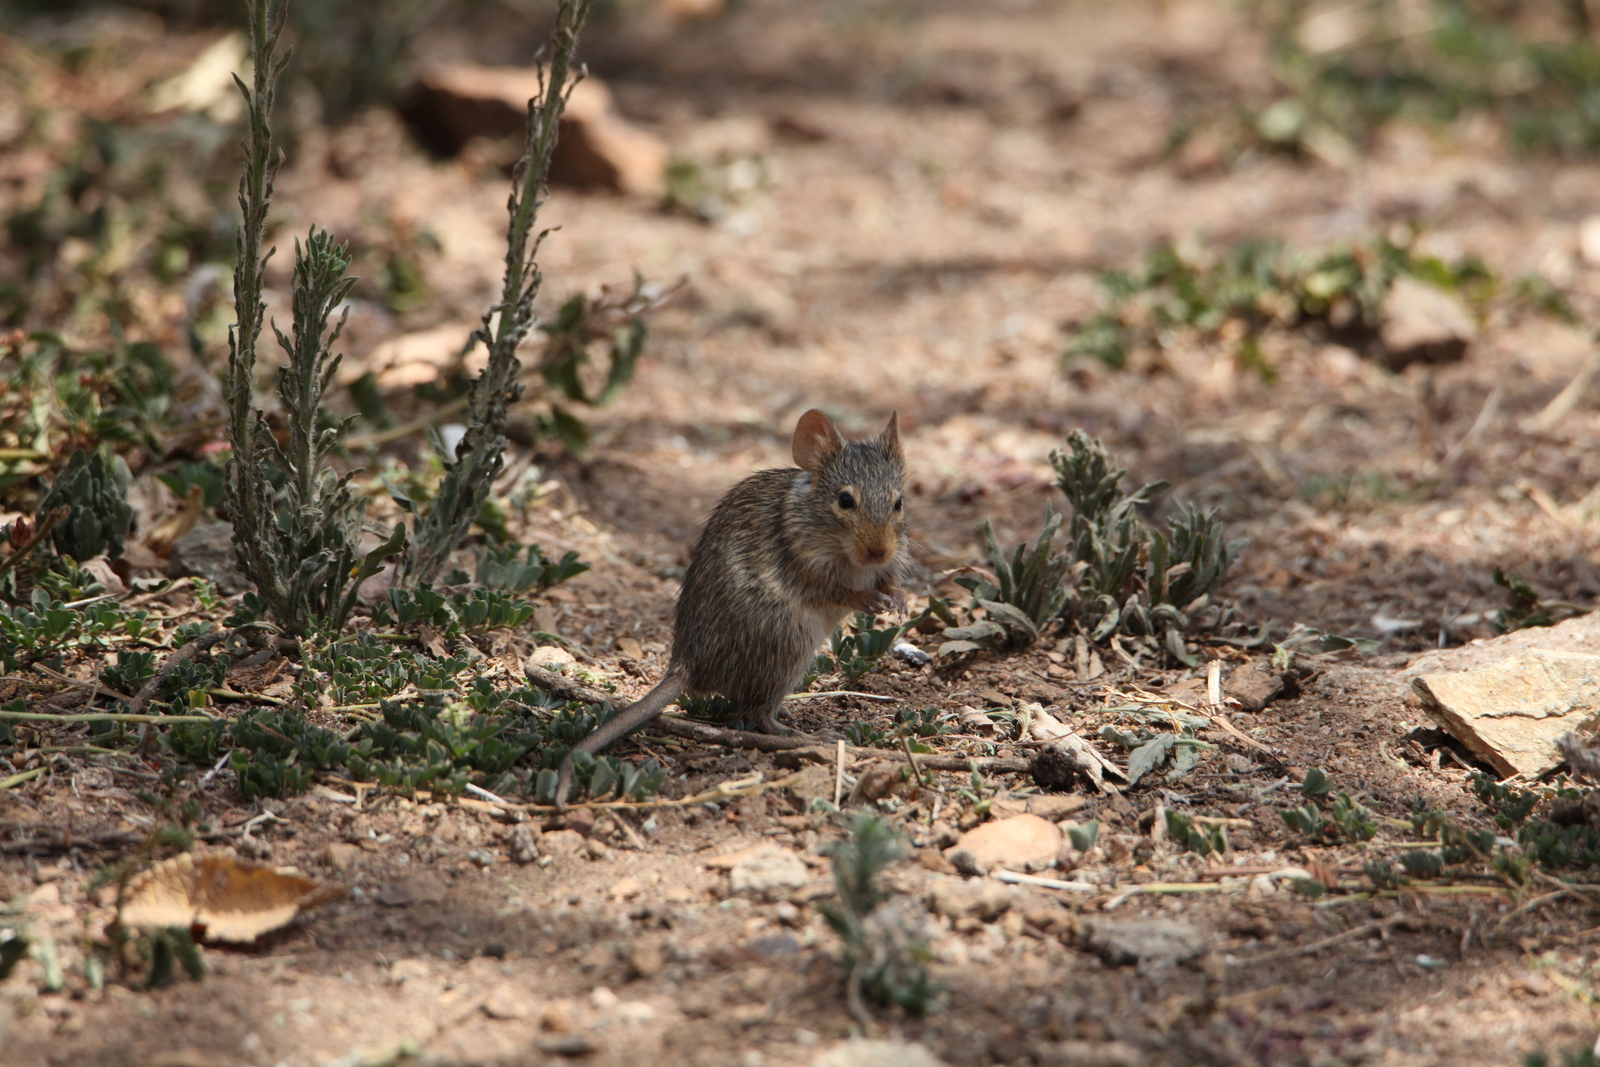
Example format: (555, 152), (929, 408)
(1413, 648), (1600, 776)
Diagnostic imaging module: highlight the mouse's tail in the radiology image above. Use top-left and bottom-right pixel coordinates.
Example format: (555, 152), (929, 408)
(554, 671), (687, 809)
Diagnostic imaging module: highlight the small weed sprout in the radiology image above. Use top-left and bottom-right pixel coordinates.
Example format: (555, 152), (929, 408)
(1165, 810), (1227, 856)
(817, 612), (906, 682)
(818, 816), (938, 1021)
(1491, 566), (1587, 633)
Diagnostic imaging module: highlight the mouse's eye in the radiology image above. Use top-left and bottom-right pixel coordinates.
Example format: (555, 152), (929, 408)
(837, 490), (856, 510)
(893, 496), (903, 512)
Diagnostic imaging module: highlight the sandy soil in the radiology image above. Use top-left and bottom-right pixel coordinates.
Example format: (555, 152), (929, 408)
(5, 1), (1600, 1065)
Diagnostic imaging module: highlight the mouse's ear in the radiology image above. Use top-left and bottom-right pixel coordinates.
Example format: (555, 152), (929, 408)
(879, 412), (904, 464)
(793, 409), (842, 473)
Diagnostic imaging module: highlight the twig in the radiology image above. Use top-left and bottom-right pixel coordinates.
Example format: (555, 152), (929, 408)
(834, 739), (846, 808)
(1438, 385), (1501, 473)
(465, 782), (511, 805)
(1104, 882), (1225, 910)
(1236, 917), (1405, 965)
(992, 869), (1097, 892)
(1528, 349), (1600, 432)
(128, 629), (233, 715)
(523, 662), (1030, 770)
(0, 710), (215, 724)
(0, 767), (47, 789)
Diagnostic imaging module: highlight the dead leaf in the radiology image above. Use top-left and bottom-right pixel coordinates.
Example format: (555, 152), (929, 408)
(956, 706), (1000, 735)
(1304, 857), (1338, 889)
(120, 852), (342, 943)
(146, 485), (205, 558)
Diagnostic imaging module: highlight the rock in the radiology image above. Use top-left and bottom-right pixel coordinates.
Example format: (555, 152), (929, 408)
(537, 1034), (599, 1056)
(166, 522), (249, 594)
(1226, 660), (1286, 712)
(388, 957), (431, 984)
(625, 941), (664, 979)
(508, 824), (539, 865)
(927, 877), (1013, 922)
(540, 829), (586, 857)
(1080, 918), (1208, 973)
(1405, 612), (1600, 678)
(1025, 794), (1087, 821)
(811, 1039), (950, 1067)
(714, 844), (809, 898)
(1580, 215), (1600, 267)
(945, 814), (1061, 874)
(324, 842), (361, 872)
(1377, 275), (1475, 371)
(402, 64), (667, 195)
(1413, 649), (1600, 776)
(781, 764), (838, 809)
(609, 877), (643, 902)
(1034, 1040), (1142, 1067)
(483, 983), (532, 1020)
(343, 322), (480, 389)
(375, 873), (448, 907)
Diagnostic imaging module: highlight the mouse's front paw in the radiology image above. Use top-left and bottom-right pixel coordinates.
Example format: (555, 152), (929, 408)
(857, 588), (899, 615)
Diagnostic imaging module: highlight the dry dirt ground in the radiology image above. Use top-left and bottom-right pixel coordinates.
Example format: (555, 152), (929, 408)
(5, 1), (1600, 1065)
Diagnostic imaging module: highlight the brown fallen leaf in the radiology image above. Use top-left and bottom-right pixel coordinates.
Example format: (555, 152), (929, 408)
(120, 851), (343, 943)
(145, 484), (205, 558)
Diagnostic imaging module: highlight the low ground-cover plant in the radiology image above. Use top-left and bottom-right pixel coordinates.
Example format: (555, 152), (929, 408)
(1066, 234), (1490, 372)
(933, 431), (1242, 665)
(1251, 0), (1600, 157)
(818, 816), (938, 1021)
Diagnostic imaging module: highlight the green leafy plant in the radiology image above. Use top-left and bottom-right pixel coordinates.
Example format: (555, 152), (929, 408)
(156, 461), (226, 510)
(942, 511), (1071, 654)
(1051, 431), (1242, 660)
(817, 816), (938, 1019)
(1400, 850), (1444, 878)
(224, 0), (405, 639)
(1099, 723), (1212, 786)
(817, 612), (906, 682)
(0, 590), (147, 672)
(400, 0), (597, 586)
(475, 541), (590, 594)
(1067, 820), (1100, 852)
(1281, 776), (1378, 843)
(1165, 810), (1228, 856)
(1254, 0), (1600, 157)
(37, 448), (133, 562)
(1066, 235), (1499, 374)
(843, 706), (955, 750)
(1525, 1047), (1600, 1067)
(1491, 566), (1588, 633)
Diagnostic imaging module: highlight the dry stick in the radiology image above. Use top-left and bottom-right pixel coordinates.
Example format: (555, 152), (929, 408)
(1438, 385), (1502, 473)
(0, 710), (214, 724)
(834, 739), (846, 808)
(0, 767), (47, 790)
(1529, 349), (1600, 432)
(1236, 917), (1407, 965)
(127, 628), (234, 716)
(522, 663), (1030, 772)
